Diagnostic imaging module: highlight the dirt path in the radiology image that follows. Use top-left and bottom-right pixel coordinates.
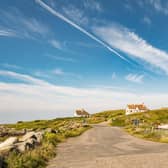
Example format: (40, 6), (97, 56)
(47, 122), (168, 168)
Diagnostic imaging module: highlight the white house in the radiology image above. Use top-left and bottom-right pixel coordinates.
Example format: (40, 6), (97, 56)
(74, 109), (90, 118)
(126, 103), (148, 115)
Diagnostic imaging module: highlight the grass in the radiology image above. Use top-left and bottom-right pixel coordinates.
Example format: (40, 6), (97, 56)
(0, 117), (91, 168)
(97, 109), (168, 143)
(3, 108), (168, 167)
(5, 117), (83, 130)
(6, 128), (91, 168)
(89, 109), (125, 124)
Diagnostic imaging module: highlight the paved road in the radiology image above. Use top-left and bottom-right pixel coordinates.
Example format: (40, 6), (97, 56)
(47, 123), (168, 168)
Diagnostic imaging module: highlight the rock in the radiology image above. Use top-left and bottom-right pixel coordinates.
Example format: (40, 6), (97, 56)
(0, 137), (18, 149)
(0, 131), (44, 154)
(17, 132), (43, 152)
(34, 132), (43, 143)
(17, 138), (37, 152)
(0, 127), (26, 138)
(16, 142), (26, 153)
(19, 132), (37, 142)
(70, 123), (82, 129)
(0, 137), (18, 154)
(19, 131), (43, 144)
(0, 132), (8, 137)
(45, 128), (58, 134)
(8, 130), (26, 137)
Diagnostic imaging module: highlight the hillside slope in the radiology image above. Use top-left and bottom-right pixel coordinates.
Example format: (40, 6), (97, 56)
(94, 109), (168, 143)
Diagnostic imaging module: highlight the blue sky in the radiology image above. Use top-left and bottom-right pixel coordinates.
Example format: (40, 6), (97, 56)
(1, 0), (168, 123)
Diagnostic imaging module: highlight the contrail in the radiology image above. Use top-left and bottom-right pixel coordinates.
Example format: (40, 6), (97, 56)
(35, 0), (128, 61)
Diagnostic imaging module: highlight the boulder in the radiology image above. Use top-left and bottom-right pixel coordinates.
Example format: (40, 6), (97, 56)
(17, 138), (37, 152)
(0, 137), (18, 149)
(45, 128), (58, 134)
(19, 132), (37, 142)
(0, 131), (44, 154)
(19, 131), (43, 144)
(0, 137), (18, 154)
(34, 132), (43, 143)
(9, 129), (26, 136)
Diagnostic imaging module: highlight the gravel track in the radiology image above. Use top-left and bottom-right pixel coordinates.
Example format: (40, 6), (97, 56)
(47, 122), (168, 168)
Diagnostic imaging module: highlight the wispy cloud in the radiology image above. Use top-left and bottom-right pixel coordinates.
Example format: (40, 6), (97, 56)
(0, 8), (50, 39)
(143, 16), (151, 25)
(35, 0), (127, 61)
(49, 39), (62, 49)
(125, 73), (144, 83)
(124, 3), (133, 11)
(51, 68), (81, 79)
(47, 54), (76, 62)
(83, 0), (103, 12)
(1, 63), (21, 69)
(22, 18), (49, 35)
(0, 28), (16, 37)
(52, 68), (64, 75)
(94, 24), (168, 74)
(0, 70), (48, 86)
(62, 5), (89, 26)
(149, 0), (168, 15)
(34, 68), (81, 80)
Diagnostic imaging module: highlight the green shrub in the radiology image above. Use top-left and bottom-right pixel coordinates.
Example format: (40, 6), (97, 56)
(6, 142), (56, 168)
(111, 118), (125, 127)
(43, 133), (64, 146)
(4, 118), (91, 168)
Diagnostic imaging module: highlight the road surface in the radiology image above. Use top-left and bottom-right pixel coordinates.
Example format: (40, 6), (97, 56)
(47, 122), (168, 168)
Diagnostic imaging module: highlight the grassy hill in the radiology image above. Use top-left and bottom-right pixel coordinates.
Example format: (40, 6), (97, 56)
(1, 109), (168, 167)
(96, 109), (168, 143)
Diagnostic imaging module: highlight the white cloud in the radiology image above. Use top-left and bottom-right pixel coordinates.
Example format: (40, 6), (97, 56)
(52, 68), (64, 75)
(125, 73), (144, 83)
(0, 70), (168, 123)
(62, 5), (88, 26)
(149, 0), (168, 15)
(34, 68), (81, 80)
(83, 0), (102, 12)
(49, 39), (62, 49)
(0, 70), (48, 86)
(47, 54), (76, 62)
(51, 68), (81, 79)
(0, 28), (16, 37)
(93, 24), (168, 74)
(124, 3), (133, 11)
(22, 18), (49, 35)
(0, 8), (50, 39)
(143, 16), (151, 25)
(35, 0), (127, 61)
(1, 63), (21, 69)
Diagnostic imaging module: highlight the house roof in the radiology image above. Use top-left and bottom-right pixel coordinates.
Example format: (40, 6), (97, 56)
(127, 104), (148, 110)
(75, 109), (89, 115)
